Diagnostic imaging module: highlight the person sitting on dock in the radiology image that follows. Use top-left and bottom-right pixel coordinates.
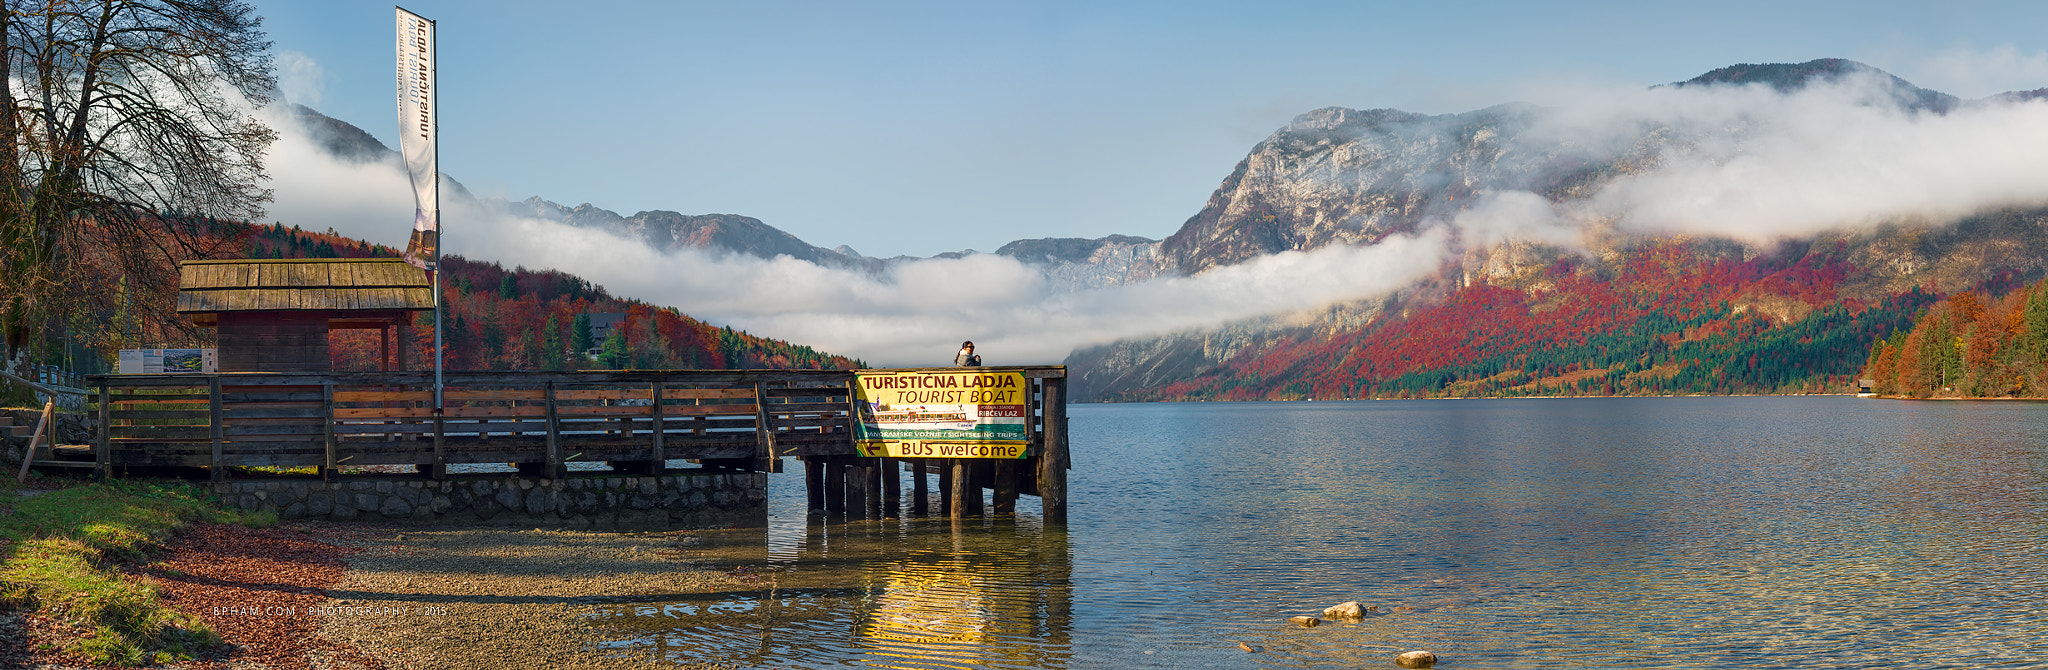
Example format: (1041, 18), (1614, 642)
(955, 341), (982, 367)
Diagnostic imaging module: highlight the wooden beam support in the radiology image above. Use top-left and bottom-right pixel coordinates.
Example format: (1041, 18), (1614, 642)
(14, 400), (52, 485)
(752, 381), (782, 473)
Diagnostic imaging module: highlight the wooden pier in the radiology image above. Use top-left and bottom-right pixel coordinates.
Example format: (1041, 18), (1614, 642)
(86, 366), (1069, 522)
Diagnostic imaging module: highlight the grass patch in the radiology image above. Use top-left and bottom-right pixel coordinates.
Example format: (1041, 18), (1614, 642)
(0, 479), (272, 665)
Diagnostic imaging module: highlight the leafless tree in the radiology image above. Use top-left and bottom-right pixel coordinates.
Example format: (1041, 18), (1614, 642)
(1, 0), (275, 372)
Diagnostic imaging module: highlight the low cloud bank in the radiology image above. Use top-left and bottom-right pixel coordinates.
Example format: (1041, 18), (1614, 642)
(258, 56), (2048, 366)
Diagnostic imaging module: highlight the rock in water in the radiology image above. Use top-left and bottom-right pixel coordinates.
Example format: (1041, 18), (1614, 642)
(1287, 616), (1321, 627)
(1323, 601), (1370, 619)
(1395, 650), (1438, 668)
(1238, 641), (1260, 653)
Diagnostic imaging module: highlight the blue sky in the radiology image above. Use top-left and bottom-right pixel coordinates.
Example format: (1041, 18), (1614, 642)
(255, 1), (2048, 258)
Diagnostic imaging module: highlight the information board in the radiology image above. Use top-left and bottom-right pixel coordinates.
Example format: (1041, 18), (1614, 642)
(118, 349), (217, 374)
(853, 370), (1028, 459)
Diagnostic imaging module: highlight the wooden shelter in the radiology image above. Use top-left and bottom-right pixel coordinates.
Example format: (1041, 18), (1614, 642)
(177, 258), (434, 372)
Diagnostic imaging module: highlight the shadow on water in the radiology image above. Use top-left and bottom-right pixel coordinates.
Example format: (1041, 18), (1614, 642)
(587, 515), (1074, 670)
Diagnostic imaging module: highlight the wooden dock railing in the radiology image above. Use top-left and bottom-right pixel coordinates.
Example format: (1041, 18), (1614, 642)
(89, 368), (1068, 491)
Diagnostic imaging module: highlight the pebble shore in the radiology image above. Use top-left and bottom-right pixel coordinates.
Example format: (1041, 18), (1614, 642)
(310, 524), (755, 670)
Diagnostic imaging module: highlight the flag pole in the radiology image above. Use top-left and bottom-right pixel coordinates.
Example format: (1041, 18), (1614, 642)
(429, 13), (442, 412)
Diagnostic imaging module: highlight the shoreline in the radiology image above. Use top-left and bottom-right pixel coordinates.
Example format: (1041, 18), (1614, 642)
(2, 477), (762, 670)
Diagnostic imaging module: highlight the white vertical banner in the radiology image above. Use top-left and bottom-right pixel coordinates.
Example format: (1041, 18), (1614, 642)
(396, 6), (438, 269)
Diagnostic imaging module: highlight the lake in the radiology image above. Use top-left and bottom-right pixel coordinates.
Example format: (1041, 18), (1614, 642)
(586, 396), (2048, 668)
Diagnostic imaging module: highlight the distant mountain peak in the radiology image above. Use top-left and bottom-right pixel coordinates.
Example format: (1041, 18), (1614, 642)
(1669, 58), (1958, 112)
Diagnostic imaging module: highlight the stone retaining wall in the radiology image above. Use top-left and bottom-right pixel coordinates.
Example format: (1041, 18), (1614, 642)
(211, 472), (767, 529)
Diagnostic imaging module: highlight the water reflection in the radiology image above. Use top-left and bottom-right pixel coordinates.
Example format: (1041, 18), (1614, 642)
(589, 516), (1072, 669)
(581, 397), (2048, 668)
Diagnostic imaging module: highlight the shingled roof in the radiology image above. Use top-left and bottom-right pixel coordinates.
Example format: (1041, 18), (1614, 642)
(177, 258), (434, 314)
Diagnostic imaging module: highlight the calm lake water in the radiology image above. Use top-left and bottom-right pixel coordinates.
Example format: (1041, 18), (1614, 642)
(585, 396), (2048, 668)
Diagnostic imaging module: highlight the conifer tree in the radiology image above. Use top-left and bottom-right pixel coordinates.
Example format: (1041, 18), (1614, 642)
(571, 313), (593, 354)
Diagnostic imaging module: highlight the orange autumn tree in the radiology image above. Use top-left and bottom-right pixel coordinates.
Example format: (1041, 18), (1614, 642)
(1861, 279), (2048, 398)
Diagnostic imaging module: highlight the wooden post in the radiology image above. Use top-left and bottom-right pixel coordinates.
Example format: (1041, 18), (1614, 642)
(1039, 376), (1068, 524)
(967, 461), (986, 516)
(949, 459), (973, 518)
(993, 459), (1017, 514)
(209, 378), (225, 483)
(380, 323), (391, 371)
(648, 382), (666, 475)
(752, 381), (782, 473)
(94, 382), (110, 482)
(396, 319), (410, 371)
(544, 381), (562, 479)
(845, 460), (868, 520)
(804, 456), (825, 513)
(911, 458), (929, 516)
(880, 458), (900, 518)
(321, 383), (337, 479)
(14, 400), (53, 485)
(935, 460), (951, 516)
(824, 458), (846, 514)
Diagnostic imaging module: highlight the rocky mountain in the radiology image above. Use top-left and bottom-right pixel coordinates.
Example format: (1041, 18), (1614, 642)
(1069, 58), (2048, 401)
(503, 197), (886, 272)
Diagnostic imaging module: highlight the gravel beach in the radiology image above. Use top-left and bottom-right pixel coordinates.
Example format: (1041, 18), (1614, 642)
(308, 524), (757, 670)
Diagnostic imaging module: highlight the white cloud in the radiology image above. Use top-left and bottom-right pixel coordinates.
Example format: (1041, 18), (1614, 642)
(1891, 45), (2048, 100)
(274, 50), (325, 106)
(257, 51), (2048, 367)
(1520, 73), (2048, 239)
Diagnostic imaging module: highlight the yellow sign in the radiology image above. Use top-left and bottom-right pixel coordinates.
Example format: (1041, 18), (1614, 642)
(853, 370), (1028, 459)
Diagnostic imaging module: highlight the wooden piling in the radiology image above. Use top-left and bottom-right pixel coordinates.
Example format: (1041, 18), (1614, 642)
(865, 460), (883, 518)
(1039, 376), (1068, 524)
(952, 460), (984, 517)
(804, 456), (825, 513)
(846, 460), (869, 520)
(993, 459), (1017, 514)
(937, 460), (953, 517)
(911, 458), (929, 516)
(880, 458), (900, 518)
(825, 459), (847, 514)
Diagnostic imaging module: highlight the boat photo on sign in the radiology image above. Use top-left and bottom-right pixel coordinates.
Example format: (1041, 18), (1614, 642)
(853, 370), (1029, 459)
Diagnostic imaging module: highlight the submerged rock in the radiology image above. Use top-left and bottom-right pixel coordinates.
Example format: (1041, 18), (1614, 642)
(1287, 616), (1320, 627)
(1323, 601), (1373, 619)
(1395, 650), (1438, 668)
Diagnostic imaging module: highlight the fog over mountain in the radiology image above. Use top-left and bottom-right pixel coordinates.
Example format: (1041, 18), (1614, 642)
(262, 59), (2048, 370)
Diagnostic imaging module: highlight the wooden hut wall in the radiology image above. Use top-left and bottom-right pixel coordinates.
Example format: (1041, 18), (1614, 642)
(216, 311), (333, 372)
